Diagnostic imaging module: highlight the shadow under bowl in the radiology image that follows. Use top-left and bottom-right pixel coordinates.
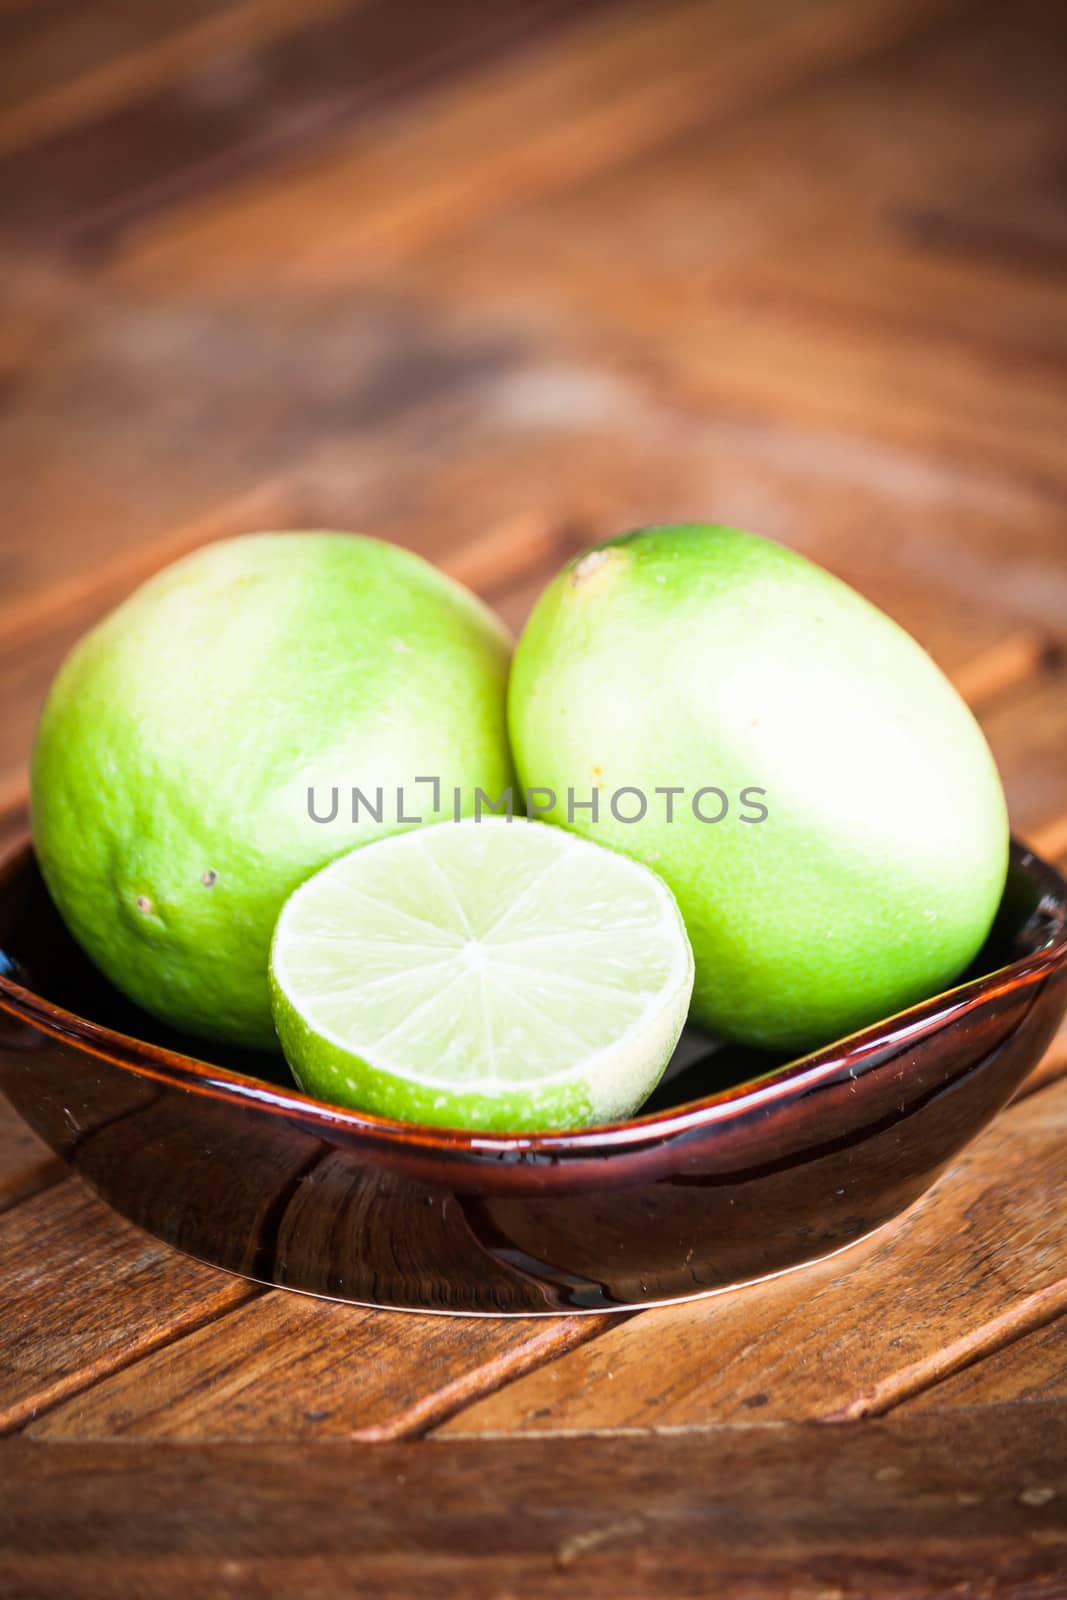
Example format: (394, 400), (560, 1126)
(1, 839), (1065, 1314)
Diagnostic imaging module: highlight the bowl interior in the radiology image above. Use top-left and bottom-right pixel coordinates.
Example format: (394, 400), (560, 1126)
(0, 839), (1061, 1131)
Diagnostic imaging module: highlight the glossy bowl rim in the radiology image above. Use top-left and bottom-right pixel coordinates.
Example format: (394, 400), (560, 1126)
(1, 834), (1065, 1157)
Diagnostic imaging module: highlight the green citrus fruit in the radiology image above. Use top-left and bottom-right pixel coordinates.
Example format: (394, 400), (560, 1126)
(31, 532), (514, 1049)
(508, 524), (1009, 1053)
(270, 817), (694, 1130)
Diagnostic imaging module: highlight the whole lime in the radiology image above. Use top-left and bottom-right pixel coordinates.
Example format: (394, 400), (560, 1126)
(32, 532), (514, 1048)
(508, 524), (1009, 1053)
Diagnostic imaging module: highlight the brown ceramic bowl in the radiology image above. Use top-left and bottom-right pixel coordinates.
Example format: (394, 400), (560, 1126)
(1, 836), (1065, 1314)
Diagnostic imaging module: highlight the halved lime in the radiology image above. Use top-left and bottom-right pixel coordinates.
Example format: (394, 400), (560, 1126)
(269, 818), (694, 1131)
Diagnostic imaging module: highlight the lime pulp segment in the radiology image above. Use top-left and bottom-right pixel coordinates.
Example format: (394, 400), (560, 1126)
(269, 818), (695, 1131)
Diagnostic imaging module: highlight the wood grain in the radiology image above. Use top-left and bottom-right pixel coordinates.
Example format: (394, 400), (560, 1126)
(28, 1291), (609, 1443)
(2, 1409), (1065, 1598)
(361, 1), (1067, 499)
(0, 1181), (256, 1434)
(437, 1077), (1067, 1436)
(0, 0), (620, 254)
(0, 792), (28, 862)
(113, 0), (955, 290)
(0, 0), (362, 160)
(901, 163), (1067, 282)
(401, 0), (1063, 299)
(0, 283), (527, 633)
(1032, 813), (1067, 865)
(0, 0), (1058, 719)
(299, 370), (1058, 692)
(901, 1315), (1067, 1411)
(631, 289), (1067, 500)
(979, 667), (1067, 847)
(0, 483), (299, 788)
(1, 0), (260, 116)
(0, 479), (294, 651)
(0, 411), (1057, 808)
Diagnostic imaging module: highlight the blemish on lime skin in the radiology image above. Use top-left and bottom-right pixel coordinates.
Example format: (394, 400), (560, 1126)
(570, 549), (614, 585)
(135, 894), (153, 916)
(201, 869), (218, 887)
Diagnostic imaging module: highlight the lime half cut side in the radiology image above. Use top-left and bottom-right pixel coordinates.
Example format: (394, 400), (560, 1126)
(269, 818), (694, 1132)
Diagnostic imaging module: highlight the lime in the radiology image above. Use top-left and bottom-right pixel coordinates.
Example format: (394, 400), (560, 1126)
(508, 524), (1009, 1054)
(31, 533), (514, 1049)
(269, 817), (694, 1131)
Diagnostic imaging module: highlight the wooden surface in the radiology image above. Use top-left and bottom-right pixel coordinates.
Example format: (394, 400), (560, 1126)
(4, 1411), (1066, 1598)
(1, 0), (1066, 1593)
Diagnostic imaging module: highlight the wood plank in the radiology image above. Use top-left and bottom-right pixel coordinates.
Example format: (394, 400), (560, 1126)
(0, 479), (293, 649)
(1032, 813), (1067, 865)
(473, 0), (1064, 275)
(112, 0), (957, 290)
(0, 1180), (256, 1434)
(980, 666), (1067, 845)
(1, 365), (1052, 803)
(0, 0), (254, 115)
(299, 380), (1058, 688)
(616, 286), (1067, 503)
(319, 2), (1067, 500)
(4, 31), (1059, 702)
(28, 1291), (609, 1443)
(950, 631), (1053, 711)
(712, 230), (1067, 375)
(0, 483), (299, 794)
(2, 1410), (1066, 1597)
(0, 486), (576, 801)
(901, 1314), (1067, 1411)
(1, 1057), (605, 1444)
(436, 1077), (1067, 1436)
(0, 790), (28, 860)
(427, 6), (1065, 383)
(0, 394), (1055, 807)
(0, 0), (619, 254)
(440, 511), (585, 610)
(0, 269), (534, 628)
(0, 246), (81, 378)
(2, 0), (1062, 649)
(900, 161), (1067, 282)
(0, 0), (359, 160)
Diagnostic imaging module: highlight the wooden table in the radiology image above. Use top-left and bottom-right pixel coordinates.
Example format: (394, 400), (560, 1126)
(1, 1), (1066, 1592)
